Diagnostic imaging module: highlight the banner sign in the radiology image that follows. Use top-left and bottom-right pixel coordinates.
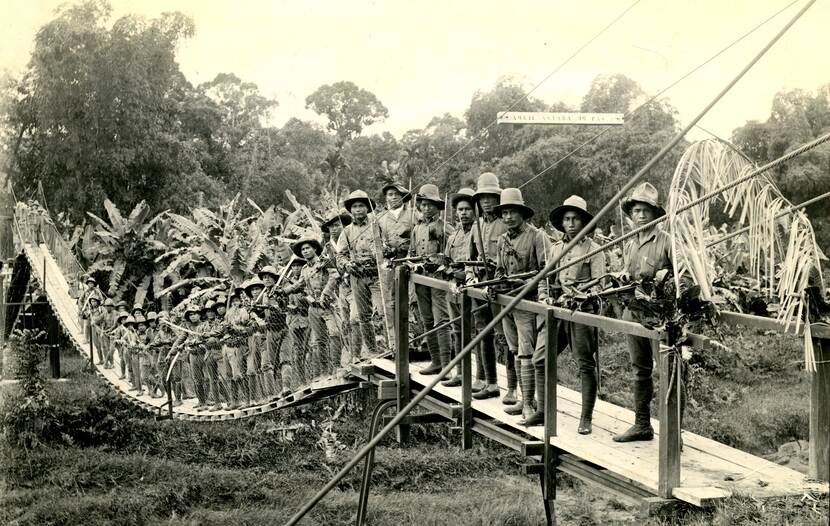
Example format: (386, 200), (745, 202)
(497, 112), (624, 125)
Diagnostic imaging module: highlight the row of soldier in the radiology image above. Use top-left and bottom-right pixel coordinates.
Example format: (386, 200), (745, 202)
(78, 171), (671, 443)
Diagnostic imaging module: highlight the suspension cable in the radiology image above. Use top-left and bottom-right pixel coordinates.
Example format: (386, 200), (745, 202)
(517, 0), (800, 190)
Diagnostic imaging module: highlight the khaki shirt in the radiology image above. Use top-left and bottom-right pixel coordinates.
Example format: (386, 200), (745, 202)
(336, 218), (378, 267)
(411, 216), (453, 265)
(470, 214), (508, 265)
(625, 227), (672, 280)
(378, 205), (415, 255)
(495, 223), (547, 297)
(539, 236), (606, 301)
(444, 224), (472, 262)
(298, 260), (337, 299)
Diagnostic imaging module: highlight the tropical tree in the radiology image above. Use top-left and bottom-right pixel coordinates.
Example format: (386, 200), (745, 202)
(82, 199), (169, 304)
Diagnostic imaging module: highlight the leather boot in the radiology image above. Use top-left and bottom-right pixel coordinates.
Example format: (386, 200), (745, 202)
(505, 358), (528, 416)
(521, 364), (546, 426)
(440, 347), (461, 386)
(578, 370), (597, 435)
(502, 352), (518, 405)
(420, 345), (443, 375)
(613, 378), (654, 442)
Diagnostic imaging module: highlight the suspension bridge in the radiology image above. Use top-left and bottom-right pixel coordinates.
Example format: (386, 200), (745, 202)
(4, 201), (828, 521)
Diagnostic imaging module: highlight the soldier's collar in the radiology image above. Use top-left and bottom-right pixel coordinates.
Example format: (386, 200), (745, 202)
(506, 222), (527, 238)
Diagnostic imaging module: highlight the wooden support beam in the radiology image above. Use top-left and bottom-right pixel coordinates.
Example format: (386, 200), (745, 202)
(395, 265), (411, 444)
(377, 380), (396, 400)
(543, 308), (558, 502)
(658, 337), (681, 498)
(460, 292), (473, 450)
(809, 337), (829, 482)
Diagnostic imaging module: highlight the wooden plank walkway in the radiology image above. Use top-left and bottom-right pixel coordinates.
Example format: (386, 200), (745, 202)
(22, 243), (360, 421)
(367, 355), (828, 506)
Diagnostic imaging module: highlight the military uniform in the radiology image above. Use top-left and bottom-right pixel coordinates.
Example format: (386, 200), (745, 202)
(410, 185), (454, 375)
(336, 216), (383, 357)
(378, 191), (415, 351)
(534, 210), (605, 429)
(614, 182), (674, 442)
(287, 251), (337, 377)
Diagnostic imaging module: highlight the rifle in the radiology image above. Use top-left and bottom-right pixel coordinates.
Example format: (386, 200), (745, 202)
(458, 271), (536, 291)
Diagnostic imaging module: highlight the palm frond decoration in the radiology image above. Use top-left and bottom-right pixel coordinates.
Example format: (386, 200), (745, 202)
(666, 139), (824, 370)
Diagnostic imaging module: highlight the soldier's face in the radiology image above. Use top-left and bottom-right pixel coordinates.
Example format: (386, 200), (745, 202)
(206, 310), (215, 320)
(217, 305), (226, 316)
(562, 211), (584, 237)
(149, 320), (157, 328)
(630, 203), (656, 226)
(188, 312), (200, 323)
(456, 201), (474, 225)
(386, 189), (403, 209)
(478, 195), (498, 214)
(329, 224), (343, 239)
(351, 203), (368, 220)
(231, 297), (241, 308)
(137, 324), (146, 333)
(301, 244), (316, 260)
(262, 275), (275, 287)
(249, 285), (264, 297)
(419, 200), (438, 219)
(502, 208), (524, 229)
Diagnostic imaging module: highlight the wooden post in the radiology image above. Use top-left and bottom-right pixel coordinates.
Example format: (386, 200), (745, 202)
(48, 312), (60, 379)
(460, 292), (472, 449)
(542, 309), (558, 503)
(394, 265), (410, 444)
(809, 336), (829, 482)
(657, 335), (680, 498)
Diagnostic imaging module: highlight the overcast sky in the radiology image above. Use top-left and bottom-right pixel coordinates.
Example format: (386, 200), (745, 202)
(2, 0), (828, 142)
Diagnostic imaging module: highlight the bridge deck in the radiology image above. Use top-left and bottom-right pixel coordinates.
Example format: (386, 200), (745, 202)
(366, 356), (827, 507)
(23, 243), (360, 421)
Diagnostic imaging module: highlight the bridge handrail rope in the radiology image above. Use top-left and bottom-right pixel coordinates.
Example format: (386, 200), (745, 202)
(286, 1), (816, 521)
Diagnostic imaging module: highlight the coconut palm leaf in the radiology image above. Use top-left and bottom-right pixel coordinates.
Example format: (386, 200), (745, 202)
(666, 139), (824, 369)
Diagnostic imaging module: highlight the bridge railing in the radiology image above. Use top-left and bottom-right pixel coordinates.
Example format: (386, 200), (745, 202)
(401, 268), (680, 499)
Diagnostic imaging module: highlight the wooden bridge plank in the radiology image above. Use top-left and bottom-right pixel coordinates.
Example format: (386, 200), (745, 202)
(371, 356), (828, 504)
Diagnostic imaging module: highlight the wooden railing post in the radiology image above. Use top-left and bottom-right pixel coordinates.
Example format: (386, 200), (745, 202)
(809, 336), (829, 482)
(394, 265), (410, 444)
(657, 332), (680, 498)
(460, 291), (472, 450)
(542, 309), (558, 503)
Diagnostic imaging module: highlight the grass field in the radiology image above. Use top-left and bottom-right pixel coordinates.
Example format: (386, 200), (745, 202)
(1, 326), (828, 525)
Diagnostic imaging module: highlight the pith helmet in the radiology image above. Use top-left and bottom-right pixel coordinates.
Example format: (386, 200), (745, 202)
(132, 303), (145, 314)
(84, 274), (97, 285)
(204, 300), (216, 311)
(473, 172), (503, 200)
(103, 298), (115, 307)
(381, 181), (413, 202)
(183, 304), (201, 317)
(123, 315), (136, 326)
(622, 182), (666, 218)
(258, 265), (279, 280)
(343, 190), (377, 212)
(116, 311), (129, 322)
(134, 314), (147, 325)
(450, 188), (475, 209)
(320, 210), (352, 233)
(416, 184), (445, 209)
(292, 237), (324, 258)
(146, 311), (158, 321)
(157, 310), (169, 319)
(244, 277), (266, 293)
(494, 188), (534, 219)
(116, 300), (128, 309)
(549, 195), (595, 233)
